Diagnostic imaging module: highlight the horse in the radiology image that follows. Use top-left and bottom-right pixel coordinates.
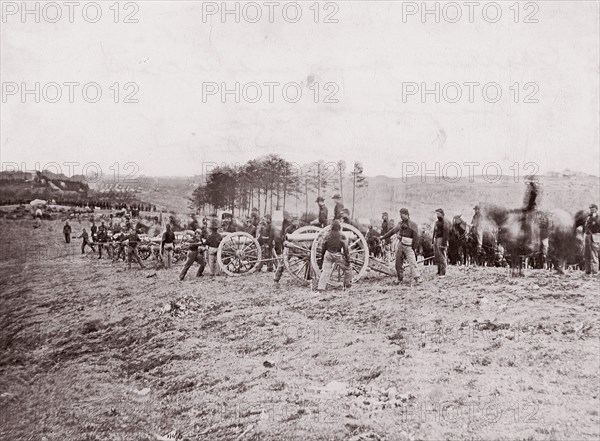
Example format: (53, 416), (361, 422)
(486, 205), (576, 275)
(449, 215), (470, 265)
(418, 224), (434, 265)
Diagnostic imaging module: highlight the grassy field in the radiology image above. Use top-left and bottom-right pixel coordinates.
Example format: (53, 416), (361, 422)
(0, 218), (598, 441)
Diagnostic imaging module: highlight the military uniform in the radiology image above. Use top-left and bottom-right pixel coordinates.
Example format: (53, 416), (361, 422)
(584, 206), (600, 274)
(433, 209), (450, 276)
(317, 228), (352, 290)
(381, 214), (420, 282)
(179, 234), (205, 280)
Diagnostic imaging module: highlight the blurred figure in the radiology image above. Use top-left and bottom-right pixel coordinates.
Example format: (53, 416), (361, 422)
(78, 228), (96, 254)
(332, 194), (344, 221)
(63, 221), (72, 243)
(471, 205), (483, 252)
(179, 229), (204, 280)
(274, 215), (301, 283)
(584, 203), (599, 275)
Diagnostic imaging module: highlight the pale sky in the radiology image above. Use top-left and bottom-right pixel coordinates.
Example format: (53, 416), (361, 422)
(1, 1), (599, 178)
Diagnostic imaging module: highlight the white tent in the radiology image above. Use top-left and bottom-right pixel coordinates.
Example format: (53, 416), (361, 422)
(29, 199), (47, 207)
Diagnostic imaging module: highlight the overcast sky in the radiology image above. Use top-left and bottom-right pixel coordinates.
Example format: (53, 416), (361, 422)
(1, 1), (599, 179)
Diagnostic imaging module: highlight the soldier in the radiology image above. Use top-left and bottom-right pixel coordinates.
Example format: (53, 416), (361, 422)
(433, 208), (450, 277)
(257, 216), (276, 272)
(332, 194), (344, 221)
(205, 219), (223, 276)
(126, 228), (145, 270)
(312, 197), (328, 228)
(250, 207), (260, 227)
(244, 218), (257, 237)
(96, 228), (110, 259)
(63, 221), (72, 243)
(274, 215), (301, 283)
(316, 220), (352, 291)
(179, 229), (205, 280)
(340, 208), (352, 225)
(381, 212), (390, 236)
(366, 224), (381, 257)
(380, 208), (421, 285)
(161, 223), (176, 269)
(584, 203), (599, 275)
(78, 228), (95, 254)
(90, 221), (98, 242)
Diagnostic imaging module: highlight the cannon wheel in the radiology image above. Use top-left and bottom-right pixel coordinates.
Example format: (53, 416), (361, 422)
(310, 223), (369, 288)
(283, 226), (322, 285)
(217, 232), (262, 276)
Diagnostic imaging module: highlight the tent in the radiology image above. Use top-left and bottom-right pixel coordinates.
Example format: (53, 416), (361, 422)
(29, 199), (47, 207)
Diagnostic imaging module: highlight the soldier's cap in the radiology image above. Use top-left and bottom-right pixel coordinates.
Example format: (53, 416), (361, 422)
(399, 208), (409, 216)
(435, 208), (445, 216)
(315, 197), (324, 203)
(590, 204), (598, 210)
(382, 212), (388, 216)
(474, 205), (480, 210)
(332, 194), (341, 200)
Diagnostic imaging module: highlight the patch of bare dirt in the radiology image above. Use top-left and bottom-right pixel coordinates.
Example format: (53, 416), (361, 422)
(1, 219), (599, 440)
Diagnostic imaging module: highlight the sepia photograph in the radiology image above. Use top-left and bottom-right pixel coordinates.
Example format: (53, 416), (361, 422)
(1, 1), (599, 440)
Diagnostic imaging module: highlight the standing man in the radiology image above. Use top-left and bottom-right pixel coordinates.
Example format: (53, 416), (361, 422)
(274, 215), (301, 283)
(244, 218), (257, 237)
(250, 208), (260, 228)
(584, 203), (599, 275)
(433, 208), (450, 277)
(126, 228), (145, 270)
(179, 229), (205, 280)
(381, 212), (390, 236)
(312, 197), (328, 228)
(78, 228), (95, 254)
(380, 208), (421, 285)
(257, 216), (276, 272)
(63, 221), (72, 243)
(205, 223), (223, 276)
(161, 223), (176, 269)
(316, 220), (352, 291)
(332, 194), (344, 221)
(90, 221), (98, 242)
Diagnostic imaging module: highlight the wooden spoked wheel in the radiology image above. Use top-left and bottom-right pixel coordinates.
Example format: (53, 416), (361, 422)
(310, 223), (370, 288)
(283, 226), (322, 285)
(217, 232), (262, 276)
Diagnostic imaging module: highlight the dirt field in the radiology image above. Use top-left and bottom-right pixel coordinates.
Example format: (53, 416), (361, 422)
(1, 218), (599, 441)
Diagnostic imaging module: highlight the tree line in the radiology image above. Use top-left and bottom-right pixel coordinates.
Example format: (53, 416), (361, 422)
(190, 154), (368, 218)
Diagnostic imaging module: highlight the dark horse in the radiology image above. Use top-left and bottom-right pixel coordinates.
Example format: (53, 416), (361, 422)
(486, 205), (576, 275)
(449, 215), (470, 265)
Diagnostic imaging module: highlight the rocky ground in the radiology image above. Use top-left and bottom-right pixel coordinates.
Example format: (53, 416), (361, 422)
(1, 219), (599, 441)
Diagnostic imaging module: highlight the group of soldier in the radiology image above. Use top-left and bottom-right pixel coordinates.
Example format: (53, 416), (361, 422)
(62, 188), (600, 290)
